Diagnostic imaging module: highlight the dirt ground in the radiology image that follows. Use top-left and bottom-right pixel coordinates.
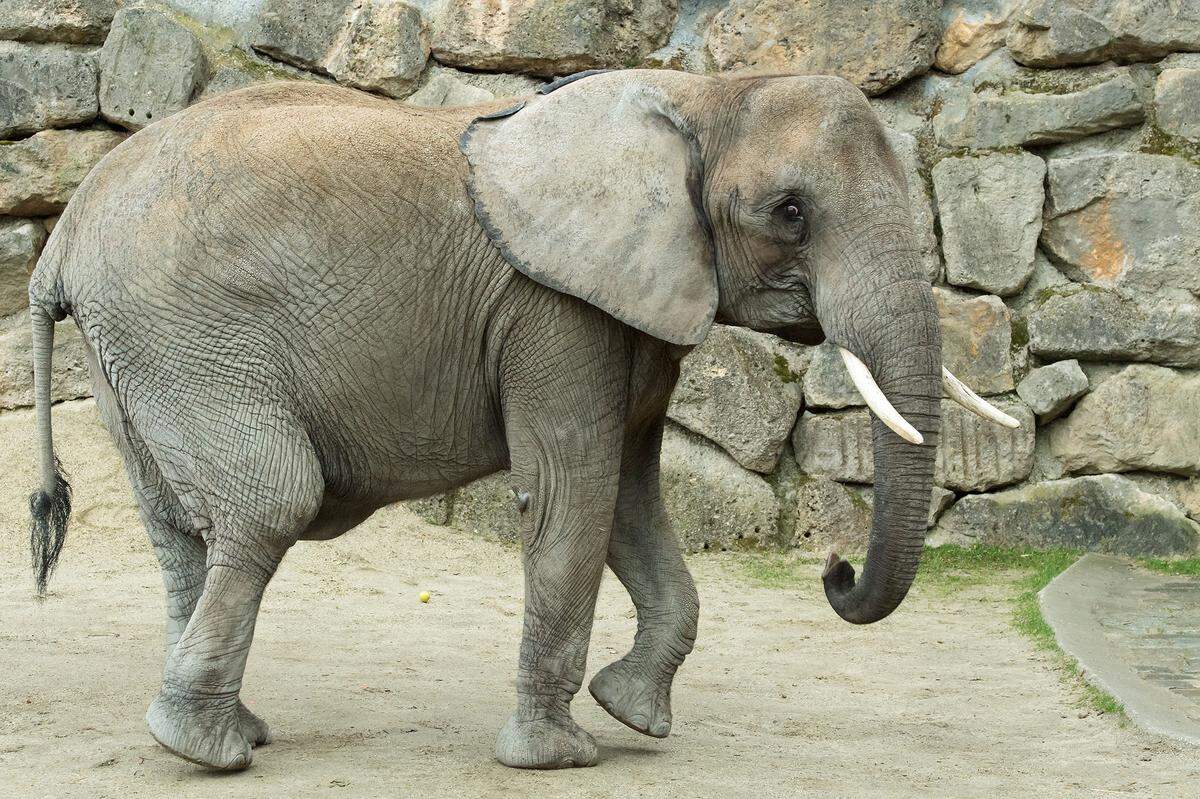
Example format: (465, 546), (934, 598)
(1, 401), (1197, 798)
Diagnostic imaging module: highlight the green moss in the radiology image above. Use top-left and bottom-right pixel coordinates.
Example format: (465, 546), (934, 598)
(773, 355), (802, 384)
(1139, 124), (1200, 168)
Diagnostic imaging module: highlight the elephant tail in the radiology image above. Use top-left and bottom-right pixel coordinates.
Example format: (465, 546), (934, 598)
(28, 302), (73, 597)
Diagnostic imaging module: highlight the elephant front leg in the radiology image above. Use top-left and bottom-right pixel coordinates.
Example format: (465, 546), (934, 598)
(589, 418), (699, 738)
(494, 444), (623, 769)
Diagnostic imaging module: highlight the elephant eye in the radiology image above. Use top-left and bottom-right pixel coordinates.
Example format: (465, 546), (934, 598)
(774, 197), (810, 242)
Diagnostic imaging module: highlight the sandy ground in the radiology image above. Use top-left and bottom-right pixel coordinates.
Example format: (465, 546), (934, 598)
(1, 401), (1197, 799)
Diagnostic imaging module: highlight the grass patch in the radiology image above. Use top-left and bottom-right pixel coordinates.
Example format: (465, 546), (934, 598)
(1138, 557), (1200, 577)
(732, 545), (1129, 719)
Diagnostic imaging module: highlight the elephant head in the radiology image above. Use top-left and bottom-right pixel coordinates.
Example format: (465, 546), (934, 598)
(462, 70), (1016, 625)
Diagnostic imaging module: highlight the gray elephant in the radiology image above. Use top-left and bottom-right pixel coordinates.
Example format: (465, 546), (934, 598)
(25, 70), (1015, 771)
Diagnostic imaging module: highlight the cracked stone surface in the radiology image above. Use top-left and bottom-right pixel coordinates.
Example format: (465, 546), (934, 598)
(1041, 554), (1200, 745)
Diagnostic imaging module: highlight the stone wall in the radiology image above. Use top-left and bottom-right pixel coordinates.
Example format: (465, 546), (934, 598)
(2, 0), (1199, 556)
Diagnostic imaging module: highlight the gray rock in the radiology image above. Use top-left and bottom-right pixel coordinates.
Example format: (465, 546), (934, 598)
(0, 42), (98, 139)
(661, 423), (779, 552)
(252, 0), (429, 98)
(0, 127), (127, 216)
(1016, 359), (1088, 421)
(404, 493), (452, 526)
(935, 0), (1020, 74)
(1047, 364), (1200, 477)
(933, 67), (1145, 149)
(0, 311), (91, 410)
(1042, 153), (1200, 297)
(778, 474), (872, 553)
(432, 0), (676, 77)
(886, 129), (942, 283)
(936, 287), (1014, 395)
(404, 62), (546, 108)
(935, 397), (1035, 491)
(1007, 0), (1200, 68)
(1026, 284), (1200, 367)
(98, 8), (205, 131)
(801, 342), (860, 410)
(447, 472), (522, 543)
(932, 474), (1200, 557)
(871, 71), (959, 135)
(793, 398), (1034, 491)
(644, 0), (724, 72)
(1008, 248), (1071, 317)
(1156, 58), (1200, 141)
(706, 0), (941, 96)
(0, 219), (47, 317)
(933, 152), (1045, 296)
(668, 324), (807, 473)
(405, 70), (495, 107)
(708, 0), (942, 95)
(1125, 472), (1200, 522)
(0, 0), (115, 45)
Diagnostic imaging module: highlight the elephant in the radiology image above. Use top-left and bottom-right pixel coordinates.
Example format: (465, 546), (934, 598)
(25, 69), (1016, 771)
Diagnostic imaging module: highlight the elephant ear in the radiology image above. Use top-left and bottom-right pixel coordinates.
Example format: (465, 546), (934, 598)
(460, 71), (717, 346)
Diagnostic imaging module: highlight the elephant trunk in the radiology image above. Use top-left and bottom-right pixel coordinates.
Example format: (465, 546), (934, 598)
(816, 263), (942, 625)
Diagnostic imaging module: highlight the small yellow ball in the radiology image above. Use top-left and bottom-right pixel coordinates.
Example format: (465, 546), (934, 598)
(419, 590), (430, 603)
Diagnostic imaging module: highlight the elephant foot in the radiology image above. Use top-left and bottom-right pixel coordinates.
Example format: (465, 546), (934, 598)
(589, 659), (673, 738)
(146, 691), (256, 770)
(237, 701), (273, 747)
(494, 711), (599, 769)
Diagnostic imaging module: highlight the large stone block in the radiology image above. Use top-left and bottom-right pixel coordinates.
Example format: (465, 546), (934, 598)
(932, 67), (1145, 149)
(431, 0), (676, 77)
(668, 324), (807, 473)
(935, 287), (1014, 395)
(777, 473), (872, 553)
(933, 152), (1045, 296)
(0, 0), (116, 45)
(793, 397), (1034, 491)
(1042, 153), (1200, 297)
(1007, 0), (1200, 68)
(932, 474), (1200, 557)
(1047, 364), (1200, 477)
(0, 127), (126, 216)
(1015, 359), (1088, 421)
(662, 423), (779, 552)
(706, 0), (941, 96)
(935, 398), (1035, 491)
(98, 8), (205, 131)
(887, 129), (942, 283)
(1155, 54), (1200, 141)
(1026, 284), (1200, 367)
(0, 311), (91, 409)
(935, 0), (1020, 74)
(0, 219), (47, 317)
(0, 42), (98, 139)
(252, 0), (429, 98)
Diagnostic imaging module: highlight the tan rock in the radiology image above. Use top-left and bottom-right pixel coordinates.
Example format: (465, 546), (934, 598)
(432, 0), (678, 77)
(706, 0), (941, 96)
(0, 128), (127, 216)
(935, 1), (1018, 74)
(0, 219), (47, 317)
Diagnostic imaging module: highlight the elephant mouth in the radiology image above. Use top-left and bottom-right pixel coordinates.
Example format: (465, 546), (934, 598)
(766, 320), (826, 345)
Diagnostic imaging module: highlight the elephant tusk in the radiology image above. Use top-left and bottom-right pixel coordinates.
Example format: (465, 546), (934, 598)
(838, 347), (924, 445)
(942, 367), (1021, 428)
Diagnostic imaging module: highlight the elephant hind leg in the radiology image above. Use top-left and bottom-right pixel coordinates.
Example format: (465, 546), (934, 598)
(91, 353), (276, 752)
(136, 403), (323, 770)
